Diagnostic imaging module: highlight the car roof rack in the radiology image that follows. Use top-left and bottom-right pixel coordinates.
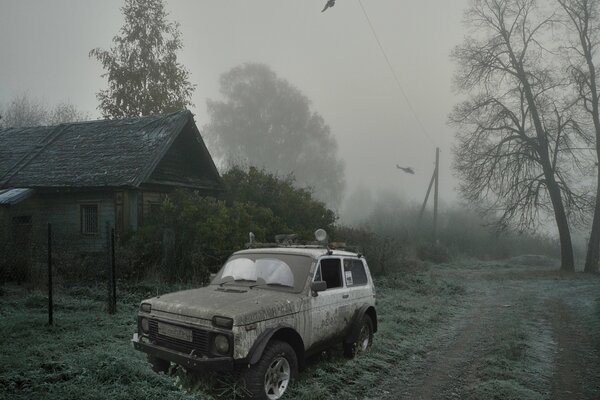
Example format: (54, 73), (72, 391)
(245, 232), (361, 255)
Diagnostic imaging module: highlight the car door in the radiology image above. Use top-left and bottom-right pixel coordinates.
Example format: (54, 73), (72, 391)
(309, 257), (348, 346)
(342, 258), (373, 317)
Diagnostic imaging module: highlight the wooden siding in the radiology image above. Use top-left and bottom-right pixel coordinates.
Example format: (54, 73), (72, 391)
(5, 191), (115, 256)
(149, 127), (217, 188)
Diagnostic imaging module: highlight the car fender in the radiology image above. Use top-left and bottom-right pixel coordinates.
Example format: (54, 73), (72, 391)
(247, 324), (304, 365)
(344, 304), (377, 344)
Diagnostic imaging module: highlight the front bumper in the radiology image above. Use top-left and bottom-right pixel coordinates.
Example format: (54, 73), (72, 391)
(132, 333), (235, 371)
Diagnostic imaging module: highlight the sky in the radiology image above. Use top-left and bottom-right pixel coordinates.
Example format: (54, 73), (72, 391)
(0, 0), (471, 209)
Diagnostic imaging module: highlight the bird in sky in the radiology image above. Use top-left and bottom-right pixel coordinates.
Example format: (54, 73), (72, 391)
(322, 0), (335, 12)
(396, 165), (415, 174)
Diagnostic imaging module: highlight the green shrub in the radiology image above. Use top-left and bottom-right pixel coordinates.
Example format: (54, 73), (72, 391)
(222, 166), (336, 238)
(119, 167), (338, 283)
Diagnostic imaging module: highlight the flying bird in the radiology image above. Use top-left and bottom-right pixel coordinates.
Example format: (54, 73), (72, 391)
(396, 165), (415, 174)
(322, 0), (335, 12)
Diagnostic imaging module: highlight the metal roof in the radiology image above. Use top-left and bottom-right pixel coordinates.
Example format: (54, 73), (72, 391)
(0, 188), (34, 206)
(0, 110), (221, 190)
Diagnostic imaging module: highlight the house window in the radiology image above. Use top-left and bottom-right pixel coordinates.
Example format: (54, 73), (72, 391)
(80, 204), (99, 235)
(148, 202), (162, 214)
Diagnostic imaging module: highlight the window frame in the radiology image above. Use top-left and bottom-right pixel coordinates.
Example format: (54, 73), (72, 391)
(313, 257), (345, 291)
(343, 258), (369, 287)
(80, 204), (99, 235)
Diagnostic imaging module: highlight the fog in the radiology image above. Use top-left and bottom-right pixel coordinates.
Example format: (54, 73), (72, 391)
(0, 0), (469, 209)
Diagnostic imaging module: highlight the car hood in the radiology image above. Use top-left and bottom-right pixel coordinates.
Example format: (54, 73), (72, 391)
(145, 286), (304, 326)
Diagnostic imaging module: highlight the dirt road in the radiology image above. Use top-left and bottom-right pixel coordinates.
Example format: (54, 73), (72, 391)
(385, 263), (600, 400)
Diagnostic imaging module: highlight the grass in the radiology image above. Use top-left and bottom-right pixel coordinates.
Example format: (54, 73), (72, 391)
(467, 316), (547, 400)
(0, 268), (465, 400)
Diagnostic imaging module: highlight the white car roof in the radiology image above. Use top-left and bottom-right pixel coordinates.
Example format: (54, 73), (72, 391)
(234, 247), (360, 260)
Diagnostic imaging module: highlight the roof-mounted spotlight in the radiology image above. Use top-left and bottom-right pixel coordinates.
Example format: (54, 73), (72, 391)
(314, 229), (328, 243)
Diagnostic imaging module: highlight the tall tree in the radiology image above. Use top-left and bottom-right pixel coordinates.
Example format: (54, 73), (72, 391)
(0, 93), (87, 128)
(204, 63), (346, 207)
(451, 0), (586, 271)
(90, 0), (194, 118)
(559, 0), (600, 273)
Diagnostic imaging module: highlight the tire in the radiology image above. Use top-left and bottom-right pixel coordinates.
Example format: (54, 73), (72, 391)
(343, 315), (374, 358)
(148, 355), (171, 374)
(243, 340), (298, 400)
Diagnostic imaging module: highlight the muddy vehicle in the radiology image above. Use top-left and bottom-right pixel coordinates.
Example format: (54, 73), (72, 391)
(132, 233), (377, 399)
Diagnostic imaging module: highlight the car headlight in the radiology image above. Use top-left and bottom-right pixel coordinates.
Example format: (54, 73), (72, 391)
(214, 334), (230, 355)
(140, 318), (149, 334)
(140, 303), (151, 313)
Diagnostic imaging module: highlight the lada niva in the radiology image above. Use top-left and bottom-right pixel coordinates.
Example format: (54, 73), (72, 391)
(132, 236), (377, 399)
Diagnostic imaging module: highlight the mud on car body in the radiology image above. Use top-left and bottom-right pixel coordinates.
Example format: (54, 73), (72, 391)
(132, 238), (377, 400)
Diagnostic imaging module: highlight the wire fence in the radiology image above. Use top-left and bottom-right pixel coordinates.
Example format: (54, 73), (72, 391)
(0, 219), (119, 320)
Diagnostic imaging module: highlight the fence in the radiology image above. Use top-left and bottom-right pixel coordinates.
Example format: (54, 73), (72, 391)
(0, 219), (119, 320)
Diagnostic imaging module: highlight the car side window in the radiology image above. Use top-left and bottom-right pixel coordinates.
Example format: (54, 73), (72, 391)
(343, 259), (368, 286)
(318, 258), (343, 289)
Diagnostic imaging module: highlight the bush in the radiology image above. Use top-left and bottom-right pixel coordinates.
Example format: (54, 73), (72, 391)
(120, 168), (337, 283)
(333, 226), (406, 274)
(416, 242), (450, 264)
(222, 166), (336, 239)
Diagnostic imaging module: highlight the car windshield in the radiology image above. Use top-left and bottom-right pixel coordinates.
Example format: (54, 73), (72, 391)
(212, 253), (314, 293)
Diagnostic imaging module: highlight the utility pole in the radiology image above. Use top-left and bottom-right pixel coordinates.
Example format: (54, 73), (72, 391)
(418, 148), (440, 241)
(433, 147), (439, 241)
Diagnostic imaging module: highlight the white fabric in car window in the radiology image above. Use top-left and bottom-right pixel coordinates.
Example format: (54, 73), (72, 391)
(256, 258), (294, 287)
(222, 258), (257, 281)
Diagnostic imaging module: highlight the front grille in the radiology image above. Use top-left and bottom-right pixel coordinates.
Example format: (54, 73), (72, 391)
(148, 319), (211, 356)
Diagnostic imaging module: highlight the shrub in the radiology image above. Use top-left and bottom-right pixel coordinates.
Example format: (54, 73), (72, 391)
(416, 242), (451, 264)
(333, 226), (406, 274)
(222, 166), (337, 239)
(119, 167), (338, 283)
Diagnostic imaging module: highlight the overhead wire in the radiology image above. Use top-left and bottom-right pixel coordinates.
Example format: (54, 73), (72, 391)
(356, 0), (436, 146)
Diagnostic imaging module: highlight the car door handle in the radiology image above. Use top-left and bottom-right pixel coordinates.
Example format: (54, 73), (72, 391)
(342, 294), (349, 299)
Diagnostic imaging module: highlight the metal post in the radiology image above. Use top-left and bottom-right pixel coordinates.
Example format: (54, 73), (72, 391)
(110, 228), (116, 314)
(47, 223), (53, 326)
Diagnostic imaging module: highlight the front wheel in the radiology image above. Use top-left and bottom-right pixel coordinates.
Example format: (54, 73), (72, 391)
(148, 355), (172, 374)
(343, 315), (374, 358)
(243, 340), (298, 400)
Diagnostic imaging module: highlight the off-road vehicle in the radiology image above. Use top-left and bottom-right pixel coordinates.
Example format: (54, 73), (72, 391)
(132, 231), (377, 399)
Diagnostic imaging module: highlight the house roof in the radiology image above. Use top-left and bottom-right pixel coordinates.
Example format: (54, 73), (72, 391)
(0, 110), (221, 191)
(0, 188), (34, 206)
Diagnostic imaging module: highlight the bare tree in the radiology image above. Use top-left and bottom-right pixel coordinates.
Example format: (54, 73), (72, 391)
(451, 0), (587, 271)
(558, 0), (600, 273)
(0, 93), (88, 129)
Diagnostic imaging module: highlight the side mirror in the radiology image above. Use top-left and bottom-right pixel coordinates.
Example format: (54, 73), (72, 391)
(311, 281), (327, 296)
(209, 273), (217, 282)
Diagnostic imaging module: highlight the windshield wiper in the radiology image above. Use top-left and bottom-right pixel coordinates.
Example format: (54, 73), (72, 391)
(220, 278), (257, 287)
(251, 282), (294, 289)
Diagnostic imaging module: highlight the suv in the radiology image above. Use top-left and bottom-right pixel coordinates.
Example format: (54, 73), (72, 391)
(132, 241), (377, 400)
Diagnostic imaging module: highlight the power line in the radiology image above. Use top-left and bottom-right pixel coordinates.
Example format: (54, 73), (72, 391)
(356, 0), (435, 145)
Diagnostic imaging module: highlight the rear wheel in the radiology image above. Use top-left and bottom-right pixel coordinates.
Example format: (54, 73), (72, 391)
(343, 315), (373, 358)
(243, 340), (298, 400)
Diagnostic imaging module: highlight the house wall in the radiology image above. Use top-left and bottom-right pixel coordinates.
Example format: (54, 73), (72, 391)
(5, 191), (115, 257)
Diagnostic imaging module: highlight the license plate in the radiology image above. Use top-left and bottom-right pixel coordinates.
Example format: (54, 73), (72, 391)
(157, 322), (193, 342)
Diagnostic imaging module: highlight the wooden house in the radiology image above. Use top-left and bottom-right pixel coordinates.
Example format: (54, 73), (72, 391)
(0, 110), (222, 256)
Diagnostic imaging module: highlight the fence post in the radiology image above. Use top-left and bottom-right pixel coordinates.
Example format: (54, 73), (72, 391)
(106, 223), (115, 314)
(110, 228), (116, 314)
(47, 223), (53, 326)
